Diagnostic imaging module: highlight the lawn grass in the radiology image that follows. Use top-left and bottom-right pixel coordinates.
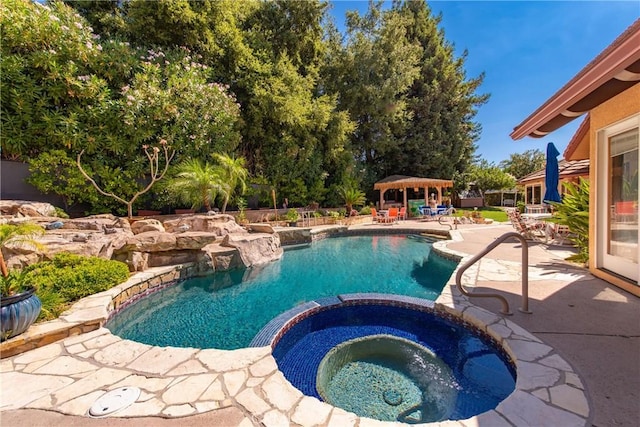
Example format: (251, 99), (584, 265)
(454, 206), (509, 222)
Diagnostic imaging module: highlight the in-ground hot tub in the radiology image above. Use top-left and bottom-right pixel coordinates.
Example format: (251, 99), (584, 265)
(254, 295), (516, 423)
(316, 334), (458, 422)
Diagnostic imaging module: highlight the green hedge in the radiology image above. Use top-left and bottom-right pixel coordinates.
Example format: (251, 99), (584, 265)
(25, 253), (129, 321)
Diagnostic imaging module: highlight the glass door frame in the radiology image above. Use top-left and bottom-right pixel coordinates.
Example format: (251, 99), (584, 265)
(596, 114), (639, 283)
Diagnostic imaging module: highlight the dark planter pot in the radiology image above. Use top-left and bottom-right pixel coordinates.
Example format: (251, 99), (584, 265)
(1, 287), (42, 341)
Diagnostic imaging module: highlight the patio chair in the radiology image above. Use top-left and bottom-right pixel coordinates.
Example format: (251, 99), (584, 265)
(371, 208), (391, 224)
(510, 211), (546, 241)
(371, 207), (378, 223)
(547, 224), (571, 245)
(398, 206), (407, 221)
(387, 207), (399, 224)
(419, 206), (436, 221)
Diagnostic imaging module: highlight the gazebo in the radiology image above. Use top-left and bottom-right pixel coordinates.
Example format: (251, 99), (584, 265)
(373, 175), (454, 210)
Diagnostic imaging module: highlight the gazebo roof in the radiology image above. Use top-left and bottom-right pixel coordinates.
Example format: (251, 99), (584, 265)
(373, 175), (454, 191)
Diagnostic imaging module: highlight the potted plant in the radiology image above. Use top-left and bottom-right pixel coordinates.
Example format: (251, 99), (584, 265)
(0, 223), (45, 341)
(286, 208), (299, 226)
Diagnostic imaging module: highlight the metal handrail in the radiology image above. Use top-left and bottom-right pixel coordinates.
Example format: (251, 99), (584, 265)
(455, 231), (531, 315)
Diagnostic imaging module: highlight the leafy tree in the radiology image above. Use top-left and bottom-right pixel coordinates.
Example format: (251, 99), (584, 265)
(166, 159), (228, 212)
(124, 0), (260, 79)
(393, 1), (488, 181)
(499, 149), (546, 179)
(323, 1), (421, 192)
(212, 153), (249, 213)
(323, 1), (486, 199)
(468, 160), (516, 201)
(115, 48), (242, 160)
(238, 0), (352, 206)
(2, 0), (242, 214)
(74, 0), (354, 208)
(62, 0), (128, 39)
(77, 142), (175, 219)
(1, 0), (110, 160)
(28, 150), (99, 210)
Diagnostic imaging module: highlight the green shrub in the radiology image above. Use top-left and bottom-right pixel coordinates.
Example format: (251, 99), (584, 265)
(36, 287), (66, 320)
(285, 208), (299, 222)
(359, 206), (372, 215)
(24, 253), (129, 321)
(54, 207), (69, 219)
(326, 211), (341, 219)
(548, 178), (590, 263)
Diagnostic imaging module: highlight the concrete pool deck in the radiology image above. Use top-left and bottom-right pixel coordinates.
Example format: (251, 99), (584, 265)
(1, 221), (638, 426)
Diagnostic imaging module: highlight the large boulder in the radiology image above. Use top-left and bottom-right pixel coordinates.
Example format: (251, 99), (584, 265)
(277, 228), (312, 245)
(147, 250), (202, 268)
(247, 223), (275, 234)
(119, 231), (177, 253)
(1, 216), (60, 227)
(200, 244), (242, 271)
(175, 232), (218, 250)
(1, 210), (286, 274)
(131, 219), (165, 234)
(0, 200), (57, 218)
(113, 251), (149, 272)
(163, 214), (246, 235)
(221, 232), (282, 267)
(63, 214), (131, 232)
(1, 227), (133, 270)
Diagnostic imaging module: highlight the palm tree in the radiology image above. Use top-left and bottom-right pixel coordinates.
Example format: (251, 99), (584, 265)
(0, 223), (44, 279)
(166, 159), (228, 212)
(212, 153), (249, 213)
(338, 185), (366, 214)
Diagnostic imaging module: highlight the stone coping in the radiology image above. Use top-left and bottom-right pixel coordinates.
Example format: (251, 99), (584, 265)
(0, 264), (202, 359)
(0, 228), (590, 426)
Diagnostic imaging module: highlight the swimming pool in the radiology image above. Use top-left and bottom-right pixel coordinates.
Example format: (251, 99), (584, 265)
(106, 235), (457, 349)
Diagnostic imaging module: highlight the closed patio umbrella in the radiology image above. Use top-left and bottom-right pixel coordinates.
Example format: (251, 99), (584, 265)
(543, 142), (562, 203)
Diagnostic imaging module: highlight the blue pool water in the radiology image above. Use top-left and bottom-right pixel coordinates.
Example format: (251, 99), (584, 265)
(106, 235), (456, 349)
(273, 303), (516, 422)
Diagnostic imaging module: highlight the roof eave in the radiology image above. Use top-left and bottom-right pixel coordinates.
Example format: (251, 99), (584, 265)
(510, 19), (640, 140)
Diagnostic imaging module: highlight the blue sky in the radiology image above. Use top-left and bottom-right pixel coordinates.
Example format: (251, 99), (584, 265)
(328, 1), (640, 164)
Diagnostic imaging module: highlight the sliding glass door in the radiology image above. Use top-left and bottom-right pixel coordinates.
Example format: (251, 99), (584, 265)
(597, 116), (639, 283)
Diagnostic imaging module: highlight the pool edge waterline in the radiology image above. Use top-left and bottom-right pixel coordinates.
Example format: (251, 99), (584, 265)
(106, 234), (455, 350)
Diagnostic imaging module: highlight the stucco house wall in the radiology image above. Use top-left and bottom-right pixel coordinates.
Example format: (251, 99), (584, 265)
(585, 84), (640, 295)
